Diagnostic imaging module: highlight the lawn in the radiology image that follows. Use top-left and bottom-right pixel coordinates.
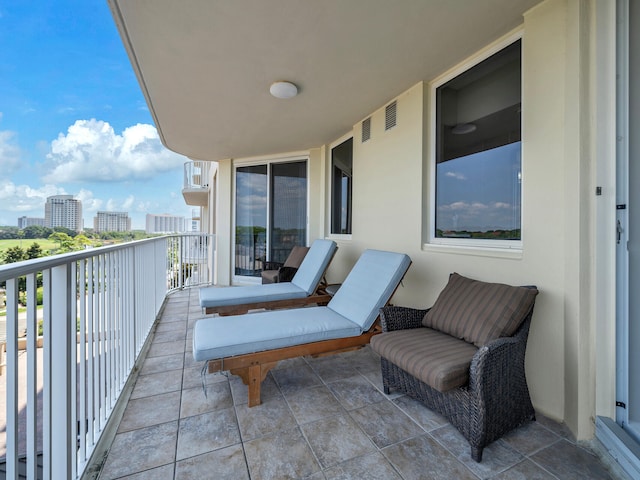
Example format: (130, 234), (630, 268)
(0, 238), (60, 256)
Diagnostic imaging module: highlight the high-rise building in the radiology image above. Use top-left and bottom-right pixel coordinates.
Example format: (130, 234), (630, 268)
(145, 214), (186, 234)
(94, 211), (131, 233)
(17, 216), (46, 229)
(44, 195), (83, 232)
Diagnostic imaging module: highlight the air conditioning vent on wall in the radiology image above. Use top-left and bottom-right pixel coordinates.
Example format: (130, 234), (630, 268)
(385, 101), (397, 131)
(362, 117), (371, 142)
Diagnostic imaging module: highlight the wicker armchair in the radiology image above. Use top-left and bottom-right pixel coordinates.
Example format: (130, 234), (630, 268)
(373, 279), (537, 462)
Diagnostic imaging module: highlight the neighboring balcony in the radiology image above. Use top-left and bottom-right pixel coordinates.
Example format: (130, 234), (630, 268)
(182, 161), (211, 207)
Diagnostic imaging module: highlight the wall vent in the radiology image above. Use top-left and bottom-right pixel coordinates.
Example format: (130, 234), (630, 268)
(361, 117), (371, 142)
(385, 101), (397, 130)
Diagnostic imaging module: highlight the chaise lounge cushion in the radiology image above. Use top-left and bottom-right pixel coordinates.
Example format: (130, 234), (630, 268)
(193, 249), (412, 363)
(199, 239), (336, 309)
(371, 327), (478, 392)
(328, 250), (412, 331)
(193, 306), (361, 361)
(422, 273), (538, 347)
(199, 282), (308, 307)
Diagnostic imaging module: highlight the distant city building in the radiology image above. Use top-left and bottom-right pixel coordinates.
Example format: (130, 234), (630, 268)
(145, 214), (186, 234)
(17, 216), (46, 229)
(94, 211), (131, 233)
(44, 195), (83, 232)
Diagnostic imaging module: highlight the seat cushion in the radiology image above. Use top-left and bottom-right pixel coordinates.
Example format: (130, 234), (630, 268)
(193, 306), (361, 361)
(371, 327), (478, 392)
(199, 282), (307, 308)
(422, 273), (538, 347)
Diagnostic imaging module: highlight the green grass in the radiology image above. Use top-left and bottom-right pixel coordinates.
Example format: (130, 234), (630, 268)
(0, 238), (59, 255)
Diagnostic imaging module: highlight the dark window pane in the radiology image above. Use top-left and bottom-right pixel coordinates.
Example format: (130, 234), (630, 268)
(331, 138), (353, 234)
(235, 165), (267, 276)
(270, 161), (307, 263)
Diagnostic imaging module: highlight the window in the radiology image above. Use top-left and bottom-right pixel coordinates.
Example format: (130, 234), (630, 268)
(235, 159), (307, 278)
(433, 39), (522, 245)
(331, 138), (353, 235)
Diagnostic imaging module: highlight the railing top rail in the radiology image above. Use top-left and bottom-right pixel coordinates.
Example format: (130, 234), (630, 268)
(0, 233), (214, 281)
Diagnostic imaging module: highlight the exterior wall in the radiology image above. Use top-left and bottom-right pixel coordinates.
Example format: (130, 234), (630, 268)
(208, 0), (615, 442)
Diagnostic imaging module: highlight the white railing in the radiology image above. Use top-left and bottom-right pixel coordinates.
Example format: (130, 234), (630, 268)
(0, 233), (213, 479)
(183, 161), (210, 190)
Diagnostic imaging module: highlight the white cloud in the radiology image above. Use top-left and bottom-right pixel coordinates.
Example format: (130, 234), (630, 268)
(0, 180), (66, 213)
(42, 119), (187, 183)
(0, 130), (22, 174)
(445, 171), (467, 181)
(75, 188), (103, 212)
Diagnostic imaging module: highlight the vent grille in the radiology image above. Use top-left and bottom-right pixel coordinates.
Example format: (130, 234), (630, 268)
(385, 101), (397, 130)
(361, 117), (371, 142)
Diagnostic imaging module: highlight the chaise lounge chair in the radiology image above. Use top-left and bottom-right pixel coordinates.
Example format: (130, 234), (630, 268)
(199, 239), (337, 316)
(193, 249), (412, 406)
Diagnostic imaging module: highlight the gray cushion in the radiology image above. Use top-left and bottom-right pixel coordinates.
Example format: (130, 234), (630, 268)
(199, 282), (307, 308)
(371, 327), (478, 392)
(328, 250), (411, 331)
(422, 273), (538, 347)
(199, 238), (337, 307)
(193, 306), (361, 361)
(291, 239), (338, 295)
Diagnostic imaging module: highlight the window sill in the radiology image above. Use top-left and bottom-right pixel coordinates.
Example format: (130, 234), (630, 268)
(327, 234), (352, 241)
(422, 242), (523, 260)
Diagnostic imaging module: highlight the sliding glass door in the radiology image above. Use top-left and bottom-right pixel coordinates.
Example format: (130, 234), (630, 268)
(235, 159), (307, 279)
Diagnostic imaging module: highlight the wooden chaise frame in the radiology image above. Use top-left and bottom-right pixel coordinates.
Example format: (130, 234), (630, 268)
(206, 322), (381, 407)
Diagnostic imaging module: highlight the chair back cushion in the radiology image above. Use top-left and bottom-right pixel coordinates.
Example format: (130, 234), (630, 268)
(283, 246), (310, 268)
(291, 239), (337, 295)
(422, 273), (538, 347)
(328, 250), (411, 331)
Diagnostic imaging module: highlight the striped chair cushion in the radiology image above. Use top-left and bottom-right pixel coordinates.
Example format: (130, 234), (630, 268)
(371, 327), (478, 392)
(422, 273), (538, 347)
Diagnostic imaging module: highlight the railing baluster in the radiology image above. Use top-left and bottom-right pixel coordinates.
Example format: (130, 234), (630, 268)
(26, 273), (38, 480)
(6, 278), (18, 480)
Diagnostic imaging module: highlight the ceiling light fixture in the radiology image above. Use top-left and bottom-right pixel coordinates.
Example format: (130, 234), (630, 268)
(270, 81), (298, 99)
(451, 123), (477, 135)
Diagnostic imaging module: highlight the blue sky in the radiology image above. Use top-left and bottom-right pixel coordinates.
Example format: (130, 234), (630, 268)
(0, 1), (192, 229)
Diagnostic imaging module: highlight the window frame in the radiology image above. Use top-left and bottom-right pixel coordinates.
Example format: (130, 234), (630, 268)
(328, 132), (354, 240)
(427, 30), (524, 252)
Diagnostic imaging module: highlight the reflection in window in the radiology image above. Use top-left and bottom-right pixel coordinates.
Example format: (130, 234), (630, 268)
(331, 138), (353, 235)
(435, 40), (521, 241)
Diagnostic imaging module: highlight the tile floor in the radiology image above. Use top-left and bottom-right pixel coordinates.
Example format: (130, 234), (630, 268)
(96, 289), (625, 480)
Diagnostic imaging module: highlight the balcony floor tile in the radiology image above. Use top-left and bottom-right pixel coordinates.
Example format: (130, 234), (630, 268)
(95, 288), (626, 480)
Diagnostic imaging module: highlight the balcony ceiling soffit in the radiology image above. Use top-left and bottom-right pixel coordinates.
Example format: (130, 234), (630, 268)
(109, 0), (542, 162)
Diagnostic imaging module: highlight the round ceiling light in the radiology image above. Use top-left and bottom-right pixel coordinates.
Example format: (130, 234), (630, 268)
(270, 81), (298, 99)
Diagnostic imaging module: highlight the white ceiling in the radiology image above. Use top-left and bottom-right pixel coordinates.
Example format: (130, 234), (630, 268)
(108, 0), (542, 162)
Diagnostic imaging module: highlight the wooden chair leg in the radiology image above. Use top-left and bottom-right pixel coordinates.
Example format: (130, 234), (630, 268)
(230, 361), (278, 407)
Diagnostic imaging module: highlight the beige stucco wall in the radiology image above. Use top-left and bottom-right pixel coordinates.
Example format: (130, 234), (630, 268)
(210, 0), (616, 442)
(323, 0), (600, 440)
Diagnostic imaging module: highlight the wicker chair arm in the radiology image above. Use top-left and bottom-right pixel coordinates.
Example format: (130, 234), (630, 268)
(379, 306), (430, 332)
(469, 316), (532, 395)
(262, 261), (283, 271)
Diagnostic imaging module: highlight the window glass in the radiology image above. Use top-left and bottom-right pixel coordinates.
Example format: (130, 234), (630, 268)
(435, 40), (521, 242)
(234, 160), (308, 277)
(331, 138), (353, 235)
